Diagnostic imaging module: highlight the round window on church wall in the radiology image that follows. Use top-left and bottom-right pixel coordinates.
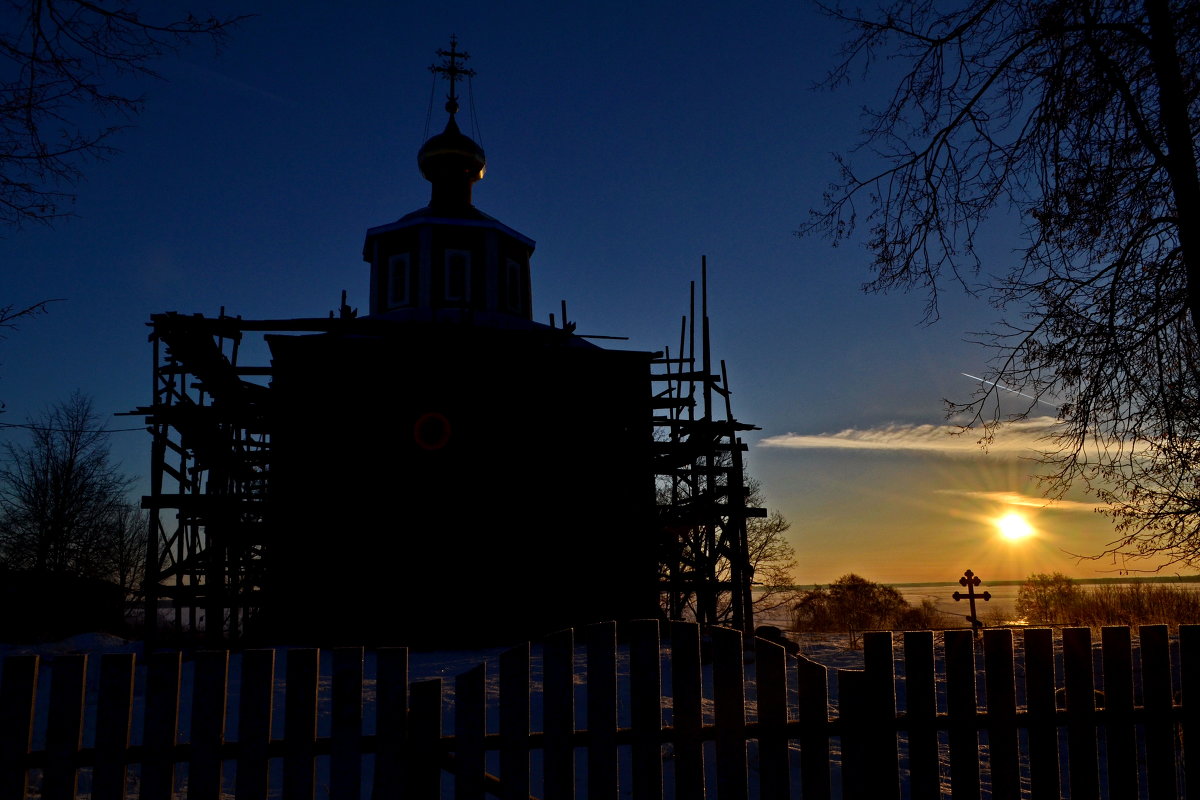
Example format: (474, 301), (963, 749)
(413, 411), (452, 450)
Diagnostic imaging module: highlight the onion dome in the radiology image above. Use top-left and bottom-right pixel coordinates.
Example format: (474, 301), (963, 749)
(417, 113), (482, 195)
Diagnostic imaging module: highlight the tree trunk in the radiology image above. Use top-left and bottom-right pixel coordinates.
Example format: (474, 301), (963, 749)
(1145, 0), (1200, 334)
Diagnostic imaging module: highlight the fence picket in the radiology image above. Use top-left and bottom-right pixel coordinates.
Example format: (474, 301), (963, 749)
(455, 663), (487, 800)
(236, 649), (275, 800)
(629, 619), (663, 800)
(43, 653), (86, 800)
(543, 628), (574, 800)
(1063, 627), (1100, 800)
(754, 636), (788, 800)
(1023, 628), (1060, 800)
(408, 679), (443, 798)
(141, 650), (182, 800)
(711, 625), (747, 800)
(585, 622), (618, 800)
(331, 647), (364, 800)
(944, 629), (980, 800)
(282, 648), (319, 800)
(863, 631), (900, 800)
(1100, 626), (1138, 799)
(669, 621), (704, 800)
(92, 653), (134, 800)
(1141, 624), (1178, 800)
(0, 655), (37, 800)
(188, 650), (229, 800)
(1181, 625), (1200, 794)
(838, 668), (867, 798)
(499, 643), (531, 800)
(903, 631), (939, 800)
(373, 647), (409, 799)
(795, 652), (831, 800)
(983, 629), (1019, 800)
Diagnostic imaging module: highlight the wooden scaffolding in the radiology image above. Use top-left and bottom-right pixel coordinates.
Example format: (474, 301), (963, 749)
(653, 258), (764, 634)
(131, 311), (356, 643)
(132, 265), (762, 642)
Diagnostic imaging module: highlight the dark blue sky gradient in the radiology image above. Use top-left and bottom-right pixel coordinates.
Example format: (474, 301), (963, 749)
(1, 1), (1143, 581)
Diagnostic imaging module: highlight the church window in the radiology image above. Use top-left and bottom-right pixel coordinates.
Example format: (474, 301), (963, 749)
(445, 250), (471, 302)
(387, 254), (411, 307)
(505, 259), (523, 312)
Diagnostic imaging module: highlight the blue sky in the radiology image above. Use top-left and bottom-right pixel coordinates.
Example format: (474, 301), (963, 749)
(0, 1), (1163, 583)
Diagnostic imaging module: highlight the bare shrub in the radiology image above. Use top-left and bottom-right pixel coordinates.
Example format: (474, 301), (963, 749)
(1016, 573), (1084, 626)
(894, 598), (950, 631)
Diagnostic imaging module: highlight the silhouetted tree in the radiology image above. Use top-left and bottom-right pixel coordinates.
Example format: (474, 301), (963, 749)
(793, 573), (923, 648)
(660, 472), (798, 624)
(1, 2), (244, 228)
(804, 0), (1200, 567)
(0, 392), (135, 582)
(744, 479), (798, 616)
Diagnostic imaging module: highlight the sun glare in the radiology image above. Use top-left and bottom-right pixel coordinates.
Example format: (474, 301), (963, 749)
(996, 512), (1035, 541)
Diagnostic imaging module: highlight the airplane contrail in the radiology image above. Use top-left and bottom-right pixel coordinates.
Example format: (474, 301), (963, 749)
(961, 373), (1059, 409)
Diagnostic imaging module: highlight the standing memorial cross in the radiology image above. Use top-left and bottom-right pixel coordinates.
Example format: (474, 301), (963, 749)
(952, 568), (991, 633)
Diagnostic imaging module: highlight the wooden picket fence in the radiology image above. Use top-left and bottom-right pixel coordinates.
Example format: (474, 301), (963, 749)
(0, 621), (1196, 799)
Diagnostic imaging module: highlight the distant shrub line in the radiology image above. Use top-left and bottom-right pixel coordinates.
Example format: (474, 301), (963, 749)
(787, 572), (1200, 648)
(1014, 572), (1200, 627)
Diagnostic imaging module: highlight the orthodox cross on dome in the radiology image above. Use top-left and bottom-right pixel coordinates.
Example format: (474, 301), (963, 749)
(430, 35), (476, 116)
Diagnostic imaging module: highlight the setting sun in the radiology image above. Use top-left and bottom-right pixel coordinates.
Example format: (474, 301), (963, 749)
(996, 512), (1035, 541)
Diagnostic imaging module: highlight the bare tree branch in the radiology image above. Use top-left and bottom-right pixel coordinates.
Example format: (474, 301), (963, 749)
(0, 1), (247, 230)
(0, 298), (55, 337)
(804, 0), (1200, 567)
